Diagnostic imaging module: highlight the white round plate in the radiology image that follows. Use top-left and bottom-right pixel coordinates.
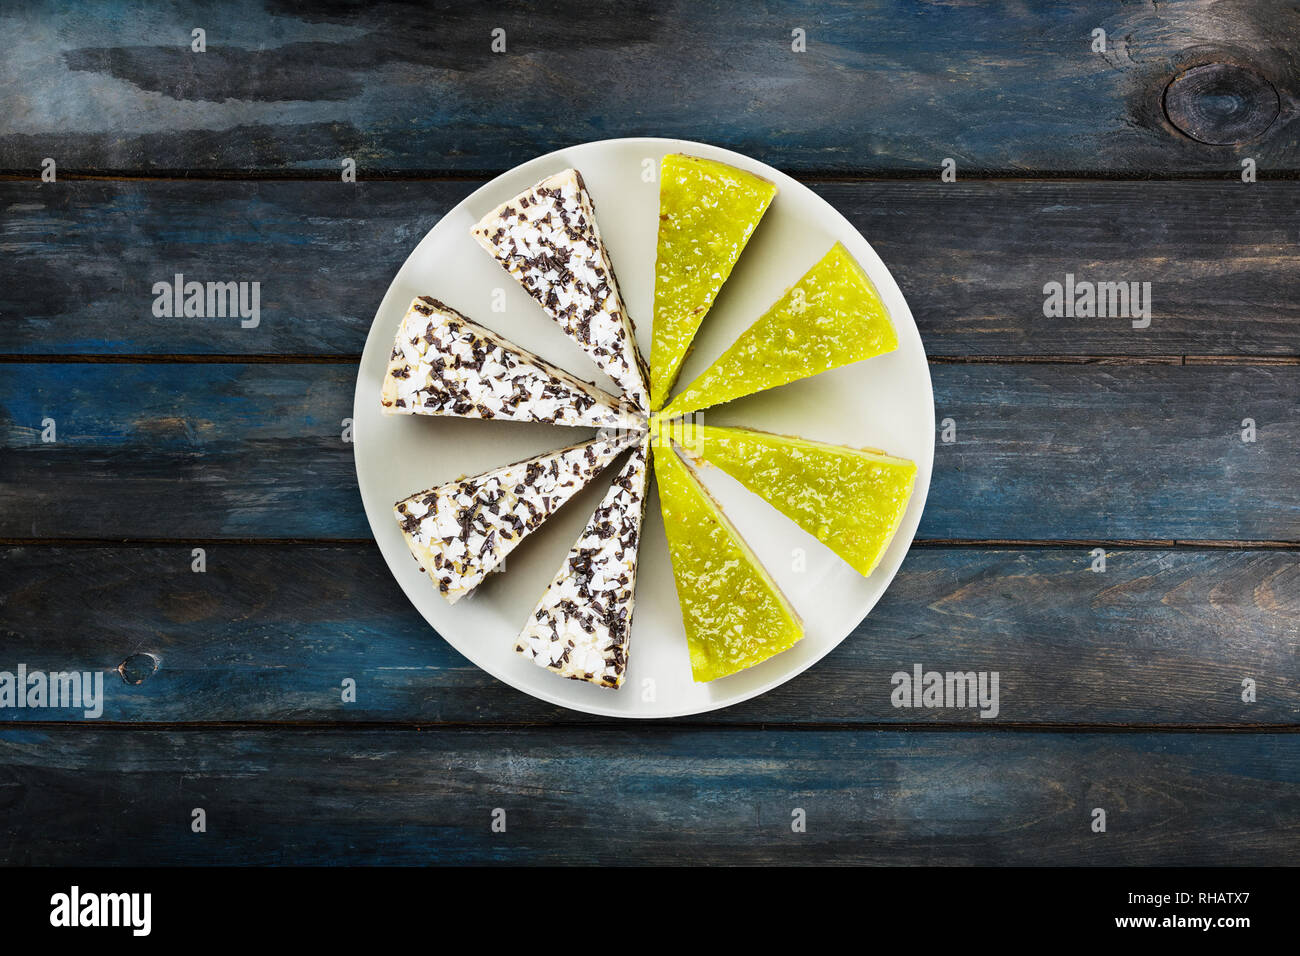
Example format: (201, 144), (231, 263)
(354, 137), (933, 719)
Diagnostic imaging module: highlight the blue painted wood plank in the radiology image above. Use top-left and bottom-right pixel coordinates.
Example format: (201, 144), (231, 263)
(1, 727), (1296, 864)
(921, 363), (1300, 542)
(0, 362), (360, 538)
(0, 544), (1294, 725)
(2, 1), (1296, 175)
(1, 362), (1295, 541)
(2, 180), (1298, 357)
(0, 181), (459, 356)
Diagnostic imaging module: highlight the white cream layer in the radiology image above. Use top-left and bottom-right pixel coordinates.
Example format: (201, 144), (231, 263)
(381, 296), (643, 432)
(395, 434), (635, 604)
(471, 169), (649, 412)
(516, 437), (650, 687)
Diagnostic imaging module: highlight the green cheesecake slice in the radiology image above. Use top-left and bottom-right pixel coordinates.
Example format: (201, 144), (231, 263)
(650, 154), (777, 411)
(660, 242), (897, 418)
(678, 424), (916, 577)
(655, 440), (803, 682)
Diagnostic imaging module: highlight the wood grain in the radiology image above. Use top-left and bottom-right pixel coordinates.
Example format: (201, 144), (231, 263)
(1, 726), (1296, 865)
(0, 544), (1294, 725)
(2, 0), (1297, 176)
(1, 362), (1295, 541)
(3, 2), (1298, 870)
(3, 180), (1299, 357)
(0, 181), (449, 357)
(1165, 63), (1282, 145)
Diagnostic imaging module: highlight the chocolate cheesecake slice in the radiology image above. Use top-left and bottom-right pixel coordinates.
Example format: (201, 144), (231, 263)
(471, 169), (649, 412)
(382, 296), (643, 432)
(395, 433), (636, 605)
(515, 435), (651, 688)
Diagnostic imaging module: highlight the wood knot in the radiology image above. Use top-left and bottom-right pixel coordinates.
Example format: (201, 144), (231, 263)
(118, 653), (160, 685)
(1163, 63), (1279, 145)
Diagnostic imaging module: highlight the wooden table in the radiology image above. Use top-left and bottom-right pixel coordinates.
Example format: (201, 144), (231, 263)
(1, 1), (1297, 865)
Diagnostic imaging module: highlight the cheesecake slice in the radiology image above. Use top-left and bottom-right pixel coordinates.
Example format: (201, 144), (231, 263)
(516, 435), (651, 688)
(655, 440), (803, 682)
(382, 296), (643, 431)
(471, 169), (649, 411)
(650, 154), (776, 410)
(395, 433), (636, 605)
(677, 424), (916, 577)
(661, 242), (897, 418)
